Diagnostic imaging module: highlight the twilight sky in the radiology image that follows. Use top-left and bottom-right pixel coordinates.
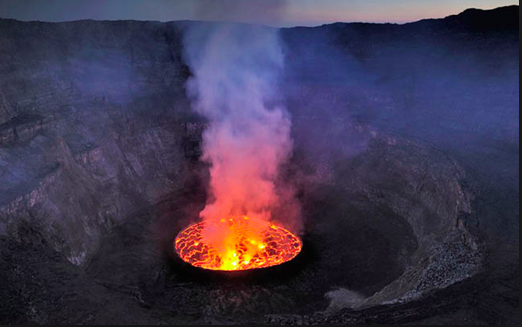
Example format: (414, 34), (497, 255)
(0, 0), (518, 26)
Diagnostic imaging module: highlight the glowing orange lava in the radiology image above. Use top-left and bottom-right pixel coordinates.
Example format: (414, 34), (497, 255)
(174, 216), (302, 271)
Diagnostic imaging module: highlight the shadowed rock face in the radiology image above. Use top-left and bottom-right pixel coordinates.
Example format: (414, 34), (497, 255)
(0, 19), (196, 265)
(0, 6), (518, 325)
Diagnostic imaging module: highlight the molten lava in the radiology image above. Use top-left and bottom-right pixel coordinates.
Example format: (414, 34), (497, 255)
(174, 216), (302, 271)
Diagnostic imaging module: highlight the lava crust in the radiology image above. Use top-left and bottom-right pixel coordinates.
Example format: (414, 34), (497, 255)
(175, 216), (302, 271)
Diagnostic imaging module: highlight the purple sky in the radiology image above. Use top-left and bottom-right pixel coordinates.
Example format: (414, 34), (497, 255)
(0, 0), (518, 26)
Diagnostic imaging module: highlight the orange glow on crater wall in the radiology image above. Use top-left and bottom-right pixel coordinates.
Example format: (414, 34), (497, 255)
(174, 216), (302, 271)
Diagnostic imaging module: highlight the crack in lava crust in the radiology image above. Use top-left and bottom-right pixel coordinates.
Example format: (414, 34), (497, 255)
(174, 216), (302, 271)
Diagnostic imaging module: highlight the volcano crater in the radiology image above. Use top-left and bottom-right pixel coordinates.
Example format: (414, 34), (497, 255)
(84, 128), (482, 323)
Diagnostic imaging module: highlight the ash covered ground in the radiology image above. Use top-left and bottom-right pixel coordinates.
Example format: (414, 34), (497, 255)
(0, 6), (519, 325)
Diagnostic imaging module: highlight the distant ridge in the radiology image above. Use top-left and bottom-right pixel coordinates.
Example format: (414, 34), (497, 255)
(439, 5), (519, 30)
(0, 5), (518, 31)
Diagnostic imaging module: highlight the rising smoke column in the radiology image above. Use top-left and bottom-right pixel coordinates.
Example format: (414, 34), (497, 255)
(183, 21), (299, 253)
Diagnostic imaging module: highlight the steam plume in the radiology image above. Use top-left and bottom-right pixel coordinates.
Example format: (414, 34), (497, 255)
(183, 22), (298, 232)
(193, 0), (288, 25)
